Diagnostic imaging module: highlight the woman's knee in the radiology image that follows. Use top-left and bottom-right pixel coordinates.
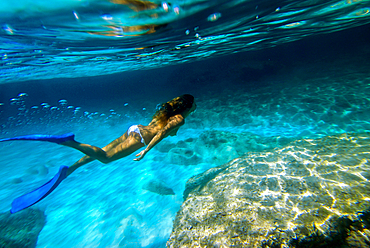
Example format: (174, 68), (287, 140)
(100, 153), (118, 164)
(95, 150), (112, 163)
(100, 157), (112, 164)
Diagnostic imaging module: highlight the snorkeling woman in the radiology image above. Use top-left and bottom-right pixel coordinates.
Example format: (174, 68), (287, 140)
(1, 94), (196, 213)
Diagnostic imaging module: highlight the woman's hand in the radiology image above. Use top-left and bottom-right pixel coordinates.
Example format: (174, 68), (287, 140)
(134, 150), (147, 161)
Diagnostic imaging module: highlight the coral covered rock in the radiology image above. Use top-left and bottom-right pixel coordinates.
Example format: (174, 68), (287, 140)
(0, 208), (46, 247)
(167, 133), (370, 247)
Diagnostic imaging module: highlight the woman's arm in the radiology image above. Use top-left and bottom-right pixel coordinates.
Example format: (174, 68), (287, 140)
(134, 115), (184, 161)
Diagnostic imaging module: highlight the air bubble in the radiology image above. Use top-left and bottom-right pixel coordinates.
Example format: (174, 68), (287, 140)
(3, 24), (14, 35)
(162, 2), (169, 12)
(185, 30), (190, 35)
(73, 11), (80, 20)
(10, 98), (19, 105)
(2, 94), (120, 129)
(173, 5), (180, 15)
(59, 99), (68, 106)
(207, 13), (221, 22)
(101, 14), (113, 21)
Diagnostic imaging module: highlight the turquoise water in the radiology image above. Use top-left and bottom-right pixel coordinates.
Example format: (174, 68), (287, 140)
(1, 0), (370, 247)
(1, 0), (370, 82)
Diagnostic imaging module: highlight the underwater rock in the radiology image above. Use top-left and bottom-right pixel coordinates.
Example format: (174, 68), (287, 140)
(166, 147), (203, 166)
(167, 132), (370, 247)
(0, 208), (46, 248)
(183, 163), (230, 200)
(142, 179), (175, 195)
(160, 130), (293, 166)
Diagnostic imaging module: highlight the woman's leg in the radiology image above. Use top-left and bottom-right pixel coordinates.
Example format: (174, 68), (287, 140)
(66, 155), (95, 176)
(10, 133), (142, 212)
(64, 132), (144, 176)
(65, 134), (127, 176)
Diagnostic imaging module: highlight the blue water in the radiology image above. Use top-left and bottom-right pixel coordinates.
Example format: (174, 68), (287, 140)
(1, 0), (370, 247)
(1, 0), (370, 83)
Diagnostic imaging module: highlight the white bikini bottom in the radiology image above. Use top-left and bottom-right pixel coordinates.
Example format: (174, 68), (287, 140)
(127, 125), (146, 145)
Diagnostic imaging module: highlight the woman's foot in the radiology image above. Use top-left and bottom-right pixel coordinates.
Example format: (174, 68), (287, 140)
(49, 133), (75, 144)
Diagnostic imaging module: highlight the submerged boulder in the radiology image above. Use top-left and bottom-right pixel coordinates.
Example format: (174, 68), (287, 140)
(142, 179), (175, 195)
(0, 208), (46, 247)
(167, 132), (370, 247)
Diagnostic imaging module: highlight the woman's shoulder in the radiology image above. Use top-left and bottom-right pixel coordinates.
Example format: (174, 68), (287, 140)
(168, 114), (185, 124)
(148, 114), (184, 129)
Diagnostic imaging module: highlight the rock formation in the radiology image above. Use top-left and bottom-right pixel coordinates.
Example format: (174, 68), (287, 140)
(0, 208), (46, 247)
(156, 130), (293, 166)
(142, 179), (175, 195)
(167, 133), (370, 247)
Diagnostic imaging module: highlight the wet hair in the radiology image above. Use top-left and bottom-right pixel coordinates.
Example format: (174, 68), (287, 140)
(151, 94), (195, 126)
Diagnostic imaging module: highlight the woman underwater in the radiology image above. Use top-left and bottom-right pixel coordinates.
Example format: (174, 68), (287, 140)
(1, 94), (196, 213)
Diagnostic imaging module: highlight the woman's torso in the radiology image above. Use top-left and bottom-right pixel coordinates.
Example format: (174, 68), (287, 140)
(138, 115), (183, 144)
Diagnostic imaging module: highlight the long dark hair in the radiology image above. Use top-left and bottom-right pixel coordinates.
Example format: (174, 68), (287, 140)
(151, 94), (195, 126)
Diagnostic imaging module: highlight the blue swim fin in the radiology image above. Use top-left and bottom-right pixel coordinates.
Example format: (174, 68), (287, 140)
(11, 165), (69, 214)
(0, 133), (75, 144)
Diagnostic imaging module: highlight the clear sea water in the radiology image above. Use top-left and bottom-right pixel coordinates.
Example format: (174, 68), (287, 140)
(1, 0), (370, 247)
